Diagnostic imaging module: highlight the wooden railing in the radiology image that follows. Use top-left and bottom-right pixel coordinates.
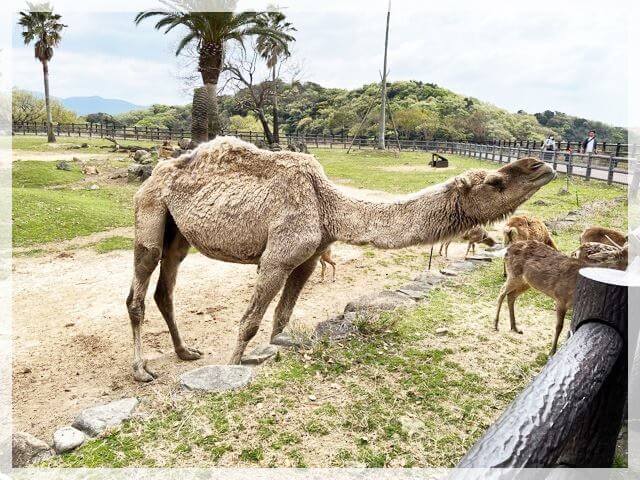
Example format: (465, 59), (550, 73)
(12, 122), (633, 185)
(455, 268), (633, 469)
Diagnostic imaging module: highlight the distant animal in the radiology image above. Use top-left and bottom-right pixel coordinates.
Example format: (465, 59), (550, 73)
(439, 226), (496, 258)
(495, 240), (627, 355)
(503, 215), (557, 249)
(319, 247), (337, 282)
(125, 135), (555, 381)
(580, 226), (627, 247)
(502, 215), (557, 276)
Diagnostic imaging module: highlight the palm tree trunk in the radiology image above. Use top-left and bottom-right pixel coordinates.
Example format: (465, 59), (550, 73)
(191, 86), (209, 144)
(199, 41), (224, 140)
(42, 60), (55, 143)
(271, 67), (279, 144)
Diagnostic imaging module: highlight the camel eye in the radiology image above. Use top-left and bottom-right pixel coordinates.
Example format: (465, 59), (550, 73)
(530, 162), (544, 171)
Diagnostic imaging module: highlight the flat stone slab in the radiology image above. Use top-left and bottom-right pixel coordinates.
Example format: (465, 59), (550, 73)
(344, 290), (415, 314)
(72, 397), (139, 437)
(396, 287), (429, 301)
(241, 345), (278, 365)
(440, 269), (459, 277)
(413, 271), (445, 285)
(447, 260), (477, 272)
(12, 432), (54, 467)
(466, 255), (494, 263)
(53, 426), (86, 454)
(271, 332), (303, 348)
(180, 365), (253, 392)
(314, 313), (358, 341)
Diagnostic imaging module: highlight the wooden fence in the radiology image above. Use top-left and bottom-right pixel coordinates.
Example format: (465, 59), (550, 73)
(455, 268), (632, 469)
(12, 122), (633, 185)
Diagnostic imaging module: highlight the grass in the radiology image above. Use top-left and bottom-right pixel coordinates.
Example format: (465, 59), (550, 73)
(12, 135), (157, 153)
(93, 236), (134, 253)
(12, 161), (83, 188)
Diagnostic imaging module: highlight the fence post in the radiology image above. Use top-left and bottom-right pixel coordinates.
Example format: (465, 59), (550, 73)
(607, 155), (615, 185)
(552, 150), (558, 170)
(568, 151), (574, 178)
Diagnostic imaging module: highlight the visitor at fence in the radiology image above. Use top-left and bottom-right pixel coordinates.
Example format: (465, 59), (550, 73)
(581, 130), (597, 154)
(542, 135), (556, 160)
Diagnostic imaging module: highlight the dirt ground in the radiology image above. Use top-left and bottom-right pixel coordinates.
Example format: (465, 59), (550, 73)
(12, 184), (486, 440)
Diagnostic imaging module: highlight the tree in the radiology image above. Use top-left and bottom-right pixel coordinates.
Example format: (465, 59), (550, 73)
(255, 10), (296, 144)
(135, 0), (292, 143)
(12, 89), (77, 125)
(18, 1), (66, 143)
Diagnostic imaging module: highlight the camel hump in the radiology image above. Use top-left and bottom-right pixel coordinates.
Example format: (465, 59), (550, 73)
(169, 136), (323, 180)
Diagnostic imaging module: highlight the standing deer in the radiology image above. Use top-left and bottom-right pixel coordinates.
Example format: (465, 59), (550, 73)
(319, 247), (337, 282)
(495, 240), (627, 355)
(439, 225), (496, 259)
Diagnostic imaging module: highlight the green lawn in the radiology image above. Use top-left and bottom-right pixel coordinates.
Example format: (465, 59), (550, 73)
(12, 135), (157, 153)
(12, 158), (137, 247)
(40, 147), (628, 468)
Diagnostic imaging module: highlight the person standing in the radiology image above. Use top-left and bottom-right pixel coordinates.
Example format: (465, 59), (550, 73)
(581, 130), (597, 154)
(542, 135), (556, 160)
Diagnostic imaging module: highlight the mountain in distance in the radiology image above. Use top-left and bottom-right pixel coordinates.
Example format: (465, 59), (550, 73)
(26, 90), (147, 115)
(60, 96), (147, 115)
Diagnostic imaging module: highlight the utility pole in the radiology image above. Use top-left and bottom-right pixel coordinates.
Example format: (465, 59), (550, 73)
(379, 0), (391, 150)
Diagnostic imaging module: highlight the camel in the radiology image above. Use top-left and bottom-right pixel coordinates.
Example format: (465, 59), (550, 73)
(126, 136), (556, 382)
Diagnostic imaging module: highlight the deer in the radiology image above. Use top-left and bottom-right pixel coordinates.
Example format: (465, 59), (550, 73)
(501, 215), (557, 276)
(495, 240), (627, 355)
(319, 247), (337, 282)
(439, 225), (497, 259)
(580, 226), (627, 247)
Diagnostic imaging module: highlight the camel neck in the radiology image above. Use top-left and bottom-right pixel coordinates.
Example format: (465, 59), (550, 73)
(322, 182), (476, 249)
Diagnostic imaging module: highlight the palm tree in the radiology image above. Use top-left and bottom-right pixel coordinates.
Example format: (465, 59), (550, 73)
(135, 0), (293, 142)
(18, 2), (66, 143)
(255, 10), (296, 144)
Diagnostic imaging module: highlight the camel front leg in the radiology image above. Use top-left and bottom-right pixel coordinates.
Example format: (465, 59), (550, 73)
(271, 257), (318, 340)
(229, 263), (291, 364)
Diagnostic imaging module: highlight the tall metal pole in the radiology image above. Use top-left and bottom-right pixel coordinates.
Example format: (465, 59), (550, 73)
(378, 0), (391, 150)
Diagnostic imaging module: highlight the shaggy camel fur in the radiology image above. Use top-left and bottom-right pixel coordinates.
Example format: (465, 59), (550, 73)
(439, 225), (496, 259)
(574, 241), (628, 264)
(126, 136), (555, 381)
(319, 247), (336, 282)
(495, 240), (627, 355)
(580, 226), (627, 247)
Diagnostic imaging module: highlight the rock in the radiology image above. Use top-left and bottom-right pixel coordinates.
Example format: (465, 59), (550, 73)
(532, 199), (549, 206)
(440, 269), (458, 277)
(109, 168), (128, 179)
(314, 313), (358, 341)
(413, 271), (445, 286)
(435, 327), (448, 336)
(88, 184), (100, 190)
(467, 255), (493, 263)
(133, 149), (150, 162)
(72, 397), (139, 437)
(127, 163), (153, 182)
(396, 287), (429, 301)
(271, 332), (302, 348)
(55, 160), (72, 171)
(53, 426), (86, 454)
(178, 138), (192, 150)
(448, 260), (476, 272)
(485, 244), (504, 252)
(558, 187), (570, 196)
(80, 142), (89, 148)
(180, 365), (253, 392)
(82, 165), (98, 175)
(344, 290), (415, 314)
(241, 345), (278, 365)
(12, 432), (54, 467)
(398, 416), (425, 437)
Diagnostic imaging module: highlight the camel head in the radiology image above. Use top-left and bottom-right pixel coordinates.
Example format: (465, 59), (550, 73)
(454, 157), (556, 224)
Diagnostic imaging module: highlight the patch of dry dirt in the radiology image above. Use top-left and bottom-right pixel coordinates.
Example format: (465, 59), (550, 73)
(12, 151), (123, 162)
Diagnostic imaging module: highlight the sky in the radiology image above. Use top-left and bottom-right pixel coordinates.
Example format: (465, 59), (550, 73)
(8, 0), (630, 126)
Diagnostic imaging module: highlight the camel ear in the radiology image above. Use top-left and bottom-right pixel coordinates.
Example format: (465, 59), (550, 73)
(456, 175), (473, 191)
(484, 173), (505, 191)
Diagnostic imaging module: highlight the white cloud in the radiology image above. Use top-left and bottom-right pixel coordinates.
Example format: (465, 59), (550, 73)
(12, 47), (190, 105)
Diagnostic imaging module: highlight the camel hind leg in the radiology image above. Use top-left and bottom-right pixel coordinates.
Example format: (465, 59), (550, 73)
(271, 256), (319, 340)
(153, 221), (202, 362)
(126, 199), (166, 382)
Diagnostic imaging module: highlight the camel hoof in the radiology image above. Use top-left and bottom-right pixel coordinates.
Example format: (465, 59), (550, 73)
(177, 346), (202, 361)
(133, 361), (157, 383)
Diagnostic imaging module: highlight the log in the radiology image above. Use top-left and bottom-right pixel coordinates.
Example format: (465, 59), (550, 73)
(456, 267), (631, 469)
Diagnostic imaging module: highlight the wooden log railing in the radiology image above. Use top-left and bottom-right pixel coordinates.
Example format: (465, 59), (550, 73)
(455, 268), (635, 470)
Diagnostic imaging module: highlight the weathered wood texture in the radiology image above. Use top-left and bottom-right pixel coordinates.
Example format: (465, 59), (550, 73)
(457, 269), (629, 469)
